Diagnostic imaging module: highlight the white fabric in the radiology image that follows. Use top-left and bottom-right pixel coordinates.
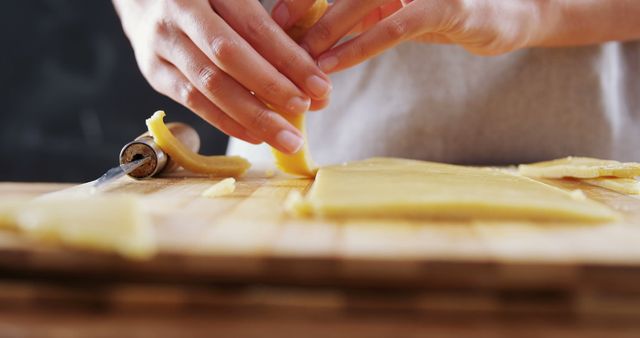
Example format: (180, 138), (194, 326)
(229, 3), (640, 165)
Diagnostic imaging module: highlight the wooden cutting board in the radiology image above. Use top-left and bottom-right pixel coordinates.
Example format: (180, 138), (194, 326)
(1, 169), (640, 319)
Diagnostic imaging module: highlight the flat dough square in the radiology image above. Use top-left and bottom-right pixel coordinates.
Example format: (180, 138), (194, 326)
(518, 157), (640, 179)
(1, 195), (155, 259)
(290, 158), (618, 222)
(584, 178), (640, 195)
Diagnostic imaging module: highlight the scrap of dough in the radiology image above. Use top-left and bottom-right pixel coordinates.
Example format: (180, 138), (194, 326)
(289, 158), (619, 222)
(0, 198), (30, 229)
(518, 157), (640, 179)
(201, 178), (236, 198)
(270, 0), (328, 178)
(146, 111), (250, 177)
(584, 178), (640, 195)
(14, 195), (155, 259)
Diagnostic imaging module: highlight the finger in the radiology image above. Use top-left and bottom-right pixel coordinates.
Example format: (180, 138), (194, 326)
(271, 0), (318, 30)
(350, 9), (385, 35)
(147, 58), (261, 145)
(310, 97), (330, 111)
(155, 35), (305, 155)
(414, 33), (453, 44)
(301, 0), (392, 58)
(172, 0), (311, 116)
(213, 0), (332, 100)
(317, 1), (445, 73)
(353, 1), (405, 33)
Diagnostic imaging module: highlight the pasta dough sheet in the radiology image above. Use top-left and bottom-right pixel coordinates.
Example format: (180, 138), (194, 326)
(584, 178), (640, 195)
(290, 158), (618, 222)
(1, 195), (155, 259)
(518, 157), (640, 179)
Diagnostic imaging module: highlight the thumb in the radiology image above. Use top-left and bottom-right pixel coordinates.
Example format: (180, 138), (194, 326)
(271, 0), (320, 30)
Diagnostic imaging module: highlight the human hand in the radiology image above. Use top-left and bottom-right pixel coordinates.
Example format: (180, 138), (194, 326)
(278, 0), (547, 73)
(113, 0), (333, 154)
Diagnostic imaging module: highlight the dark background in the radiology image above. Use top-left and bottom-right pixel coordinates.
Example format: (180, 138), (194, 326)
(0, 1), (229, 183)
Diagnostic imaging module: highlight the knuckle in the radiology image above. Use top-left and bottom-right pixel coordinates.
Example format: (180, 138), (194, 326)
(179, 82), (200, 108)
(151, 17), (171, 37)
(210, 36), (238, 64)
(275, 52), (303, 73)
(349, 42), (368, 60)
(147, 18), (179, 50)
(261, 79), (283, 99)
(248, 109), (274, 133)
(245, 15), (277, 40)
(384, 19), (409, 39)
(310, 20), (333, 43)
(198, 66), (225, 98)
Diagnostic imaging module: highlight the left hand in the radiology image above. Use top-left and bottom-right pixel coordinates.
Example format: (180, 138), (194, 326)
(295, 0), (547, 73)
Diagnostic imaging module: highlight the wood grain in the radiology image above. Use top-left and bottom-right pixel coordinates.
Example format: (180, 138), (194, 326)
(1, 171), (640, 334)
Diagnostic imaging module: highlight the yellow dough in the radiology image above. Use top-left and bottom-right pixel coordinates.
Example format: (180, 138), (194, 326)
(286, 0), (329, 41)
(518, 157), (640, 179)
(147, 111), (250, 177)
(271, 114), (318, 177)
(0, 197), (30, 229)
(201, 178), (236, 198)
(289, 158), (618, 222)
(270, 0), (328, 178)
(5, 195), (155, 259)
(584, 178), (640, 195)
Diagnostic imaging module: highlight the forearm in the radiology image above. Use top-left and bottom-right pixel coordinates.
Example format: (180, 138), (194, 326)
(536, 0), (640, 47)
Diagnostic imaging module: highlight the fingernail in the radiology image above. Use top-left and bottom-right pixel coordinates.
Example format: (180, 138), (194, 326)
(287, 96), (311, 114)
(318, 55), (339, 73)
(272, 2), (290, 28)
(276, 130), (304, 154)
(306, 75), (332, 99)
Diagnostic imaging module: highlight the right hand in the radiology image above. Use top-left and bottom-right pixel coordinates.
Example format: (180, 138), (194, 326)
(113, 0), (333, 154)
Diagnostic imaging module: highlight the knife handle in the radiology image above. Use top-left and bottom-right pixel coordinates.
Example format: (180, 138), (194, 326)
(120, 123), (201, 179)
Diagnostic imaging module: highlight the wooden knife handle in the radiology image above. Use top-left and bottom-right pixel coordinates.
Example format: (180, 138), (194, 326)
(122, 122), (202, 178)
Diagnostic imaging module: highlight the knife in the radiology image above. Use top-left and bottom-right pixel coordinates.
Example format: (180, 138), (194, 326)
(92, 122), (201, 191)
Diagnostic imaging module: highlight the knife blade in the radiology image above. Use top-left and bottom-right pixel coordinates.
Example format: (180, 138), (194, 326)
(93, 156), (151, 190)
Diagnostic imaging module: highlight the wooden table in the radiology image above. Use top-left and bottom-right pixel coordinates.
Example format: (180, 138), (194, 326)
(1, 172), (640, 337)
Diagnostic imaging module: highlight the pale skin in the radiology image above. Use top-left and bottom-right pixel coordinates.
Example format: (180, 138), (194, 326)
(115, 0), (640, 153)
(112, 0), (332, 154)
(277, 0), (640, 73)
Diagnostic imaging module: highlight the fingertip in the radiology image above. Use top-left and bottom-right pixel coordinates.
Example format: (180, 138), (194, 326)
(274, 129), (304, 154)
(286, 96), (312, 114)
(317, 54), (339, 73)
(305, 74), (332, 100)
(310, 97), (330, 111)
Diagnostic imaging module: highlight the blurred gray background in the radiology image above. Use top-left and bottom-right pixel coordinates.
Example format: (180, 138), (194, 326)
(0, 1), (229, 182)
